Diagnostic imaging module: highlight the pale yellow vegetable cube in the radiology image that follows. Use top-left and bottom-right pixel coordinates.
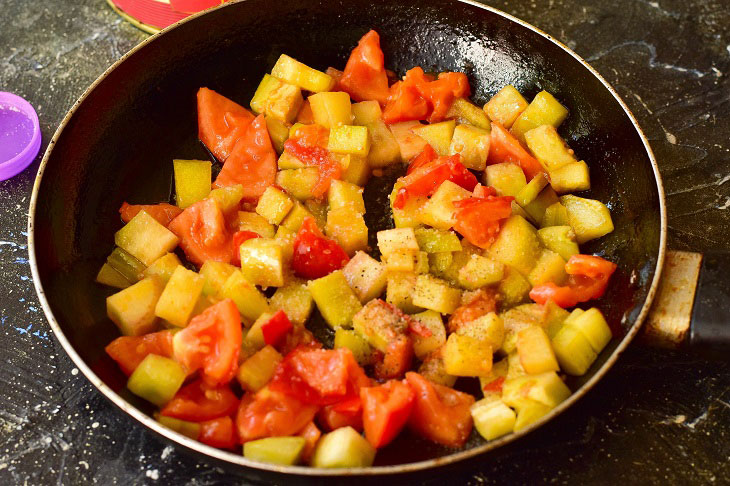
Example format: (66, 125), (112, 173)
(199, 260), (237, 296)
(457, 312), (505, 351)
(96, 263), (131, 289)
(173, 159), (211, 209)
(239, 238), (285, 288)
(155, 266), (205, 327)
(328, 125), (370, 157)
(560, 195), (614, 243)
(443, 333), (493, 376)
(276, 168), (320, 201)
(325, 207), (368, 256)
(386, 272), (422, 314)
(471, 398), (517, 441)
(308, 271), (363, 329)
(328, 179), (365, 213)
(342, 251), (387, 303)
(485, 162), (527, 197)
(446, 98), (491, 130)
(457, 254), (505, 289)
(485, 85), (528, 128)
(498, 266), (532, 307)
(107, 278), (164, 336)
(418, 180), (473, 230)
(256, 186), (294, 225)
(251, 75), (303, 123)
(351, 100), (382, 125)
(517, 326), (560, 374)
(341, 154), (370, 186)
(551, 323), (597, 375)
(270, 54), (334, 92)
(388, 120), (427, 161)
(237, 346), (282, 392)
(115, 211), (179, 266)
(449, 124), (490, 170)
(278, 150), (306, 169)
(541, 202), (570, 228)
(367, 120), (401, 168)
(265, 115), (289, 154)
(570, 307), (612, 353)
(220, 271), (270, 323)
(207, 184), (245, 214)
(235, 211), (275, 238)
(384, 250), (417, 273)
(143, 253), (182, 285)
(413, 274), (462, 314)
(515, 172), (549, 208)
(549, 161), (591, 193)
(489, 215), (541, 276)
(527, 249), (567, 287)
(279, 201), (315, 232)
(503, 372), (570, 411)
(513, 400), (552, 431)
(523, 124), (577, 172)
(268, 280), (313, 326)
(537, 226), (580, 261)
(377, 228), (419, 256)
(308, 91), (353, 128)
(411, 310), (446, 359)
(510, 91), (569, 143)
(411, 119), (456, 155)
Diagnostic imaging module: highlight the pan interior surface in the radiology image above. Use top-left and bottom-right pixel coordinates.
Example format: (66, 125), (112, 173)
(30, 0), (663, 474)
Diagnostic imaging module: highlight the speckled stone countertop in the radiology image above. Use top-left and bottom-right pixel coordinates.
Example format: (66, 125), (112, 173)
(0, 0), (728, 484)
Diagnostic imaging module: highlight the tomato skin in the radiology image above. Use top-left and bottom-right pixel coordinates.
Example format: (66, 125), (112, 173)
(105, 330), (174, 376)
(199, 416), (237, 449)
(213, 114), (277, 199)
(291, 218), (349, 279)
(296, 421), (321, 463)
(160, 379), (239, 422)
(361, 380), (415, 448)
(236, 388), (319, 443)
(393, 154), (478, 209)
(482, 376), (505, 394)
(452, 193), (514, 249)
(488, 122), (544, 180)
(173, 299), (242, 386)
(119, 202), (182, 227)
(261, 310), (293, 347)
(382, 80), (430, 124)
(530, 254), (617, 308)
(168, 198), (236, 267)
(339, 30), (390, 105)
(374, 335), (413, 381)
(197, 87), (254, 162)
(278, 325), (321, 356)
(406, 144), (437, 175)
(405, 372), (475, 447)
(317, 397), (363, 432)
(283, 138), (341, 198)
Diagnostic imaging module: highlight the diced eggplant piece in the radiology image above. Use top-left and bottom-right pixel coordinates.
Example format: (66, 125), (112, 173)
(107, 278), (164, 336)
(311, 426), (375, 468)
(413, 274), (462, 315)
(342, 251), (387, 303)
(220, 271), (270, 323)
(527, 249), (567, 287)
(411, 119), (456, 156)
(235, 211), (276, 238)
(418, 180), (472, 230)
(107, 247), (146, 283)
(386, 272), (422, 314)
(414, 227), (462, 253)
(377, 227), (419, 256)
(560, 195), (614, 243)
(457, 254), (505, 290)
(208, 184), (245, 214)
(457, 312), (504, 351)
(271, 54), (334, 93)
(537, 226), (580, 261)
(550, 161), (590, 193)
(449, 124), (490, 171)
(411, 310), (447, 359)
(174, 159), (211, 209)
(485, 162), (527, 198)
(244, 436), (307, 466)
(308, 271), (362, 329)
(352, 299), (409, 352)
(328, 125), (370, 157)
(325, 207), (368, 256)
(523, 124), (577, 172)
(497, 266), (532, 308)
(513, 400), (552, 432)
(155, 266), (205, 327)
(367, 120), (401, 168)
(199, 260), (237, 297)
(341, 154), (370, 186)
(570, 307), (612, 353)
(516, 326), (560, 374)
(268, 279), (313, 326)
(308, 91), (353, 128)
(237, 345), (282, 392)
(256, 186), (294, 225)
(279, 201), (315, 232)
(471, 398), (516, 441)
(265, 115), (289, 154)
(446, 98), (491, 130)
(541, 202), (570, 228)
(334, 328), (376, 366)
(443, 333), (493, 377)
(127, 354), (185, 407)
(388, 120), (427, 161)
(418, 347), (457, 387)
(143, 253), (182, 285)
(115, 211), (179, 266)
(484, 85), (528, 128)
(551, 323), (597, 375)
(276, 168), (320, 201)
(96, 263), (132, 289)
(352, 100), (382, 126)
(510, 91), (569, 143)
(489, 215), (541, 276)
(328, 179), (365, 213)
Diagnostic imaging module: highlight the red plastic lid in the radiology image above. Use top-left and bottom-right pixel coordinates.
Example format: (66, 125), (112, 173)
(0, 92), (41, 181)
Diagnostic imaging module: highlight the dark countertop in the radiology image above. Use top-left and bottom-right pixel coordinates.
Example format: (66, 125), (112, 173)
(0, 0), (728, 484)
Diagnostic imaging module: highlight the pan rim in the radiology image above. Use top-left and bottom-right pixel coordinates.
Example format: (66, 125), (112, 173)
(27, 0), (667, 476)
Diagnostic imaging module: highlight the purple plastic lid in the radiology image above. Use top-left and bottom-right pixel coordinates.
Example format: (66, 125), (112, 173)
(0, 92), (41, 181)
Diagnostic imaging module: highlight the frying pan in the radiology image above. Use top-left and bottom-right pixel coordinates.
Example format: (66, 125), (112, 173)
(28, 0), (668, 480)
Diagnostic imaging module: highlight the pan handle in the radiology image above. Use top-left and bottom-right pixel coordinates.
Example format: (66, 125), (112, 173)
(644, 251), (730, 357)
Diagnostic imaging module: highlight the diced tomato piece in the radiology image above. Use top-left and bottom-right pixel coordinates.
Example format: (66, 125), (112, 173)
(105, 330), (174, 376)
(261, 310), (293, 347)
(416, 71), (470, 123)
(119, 202), (182, 227)
(199, 416), (237, 449)
(236, 388), (319, 443)
(325, 67), (345, 91)
(530, 254), (617, 308)
(406, 144), (437, 175)
(296, 421), (321, 463)
(317, 396), (363, 432)
(471, 183), (496, 199)
(482, 376), (505, 394)
(160, 379), (239, 422)
(405, 372), (475, 448)
(197, 87), (254, 162)
(283, 138), (341, 197)
(168, 197), (235, 266)
(291, 217), (349, 279)
(339, 30), (390, 105)
(374, 335), (413, 380)
(230, 230), (260, 266)
(173, 299), (242, 386)
(452, 193), (514, 249)
(361, 380), (415, 448)
(393, 154), (478, 209)
(213, 115), (277, 199)
(269, 347), (371, 406)
(289, 123), (329, 148)
(488, 122), (544, 180)
(447, 287), (500, 334)
(278, 325), (322, 356)
(383, 80), (430, 124)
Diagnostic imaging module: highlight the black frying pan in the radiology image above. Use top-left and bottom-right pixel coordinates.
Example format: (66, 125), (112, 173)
(28, 0), (667, 481)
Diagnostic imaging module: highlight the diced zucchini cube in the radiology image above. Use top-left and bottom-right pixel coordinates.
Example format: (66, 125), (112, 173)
(570, 307), (612, 353)
(334, 328), (376, 366)
(457, 312), (505, 350)
(254, 186), (294, 225)
(513, 400), (552, 432)
(107, 278), (164, 336)
(489, 215), (541, 276)
(510, 91), (569, 143)
(107, 247), (146, 283)
(522, 186), (559, 227)
(208, 184), (245, 214)
(311, 426), (375, 468)
(413, 274), (462, 314)
(457, 254), (505, 289)
(237, 345), (282, 392)
(308, 271), (362, 329)
(265, 115), (289, 154)
(478, 357), (509, 396)
(498, 266), (532, 307)
(341, 154), (370, 186)
(274, 225), (296, 261)
(415, 251), (430, 274)
(389, 182), (425, 228)
(325, 207), (368, 256)
(544, 301), (572, 339)
(199, 260), (237, 296)
(271, 54), (335, 93)
(235, 211), (276, 238)
(250, 74), (303, 123)
(367, 119), (401, 168)
(503, 372), (570, 411)
(428, 252), (454, 276)
(517, 326), (560, 374)
(244, 436), (306, 466)
(449, 124), (490, 171)
(418, 348), (457, 387)
(268, 280), (313, 326)
(342, 251), (387, 303)
(244, 312), (272, 351)
(96, 263), (132, 289)
(560, 195), (614, 243)
(127, 354), (185, 407)
(352, 100), (382, 125)
(174, 159), (211, 209)
(384, 250), (417, 273)
(506, 351), (527, 379)
(308, 91), (353, 128)
(276, 168), (320, 201)
(485, 85), (528, 129)
(155, 266), (205, 327)
(541, 202), (570, 228)
(471, 398), (517, 441)
(446, 97), (491, 130)
(485, 162), (527, 197)
(527, 249), (567, 287)
(551, 323), (598, 375)
(550, 161), (591, 193)
(156, 415), (201, 440)
(279, 201), (315, 232)
(351, 299), (409, 352)
(251, 74), (281, 114)
(328, 125), (370, 157)
(515, 172), (548, 207)
(220, 271), (270, 323)
(411, 119), (456, 155)
(143, 253), (182, 285)
(328, 179), (365, 213)
(443, 333), (493, 377)
(411, 310), (446, 359)
(377, 228), (419, 256)
(386, 272), (422, 314)
(388, 120), (427, 161)
(278, 150), (306, 169)
(537, 226), (580, 261)
(418, 180), (473, 230)
(524, 124), (577, 172)
(115, 211), (179, 266)
(414, 227), (462, 253)
(239, 238), (285, 288)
